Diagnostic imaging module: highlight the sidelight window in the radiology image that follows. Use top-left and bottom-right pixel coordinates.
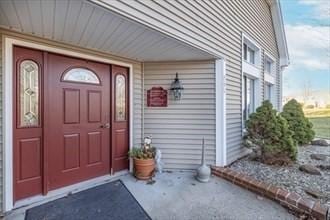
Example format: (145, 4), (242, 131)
(115, 74), (126, 121)
(19, 60), (39, 127)
(63, 68), (100, 84)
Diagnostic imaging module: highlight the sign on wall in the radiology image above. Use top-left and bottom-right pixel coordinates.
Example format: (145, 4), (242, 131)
(147, 87), (168, 107)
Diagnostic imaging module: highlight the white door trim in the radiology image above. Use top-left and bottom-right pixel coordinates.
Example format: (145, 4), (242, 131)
(2, 36), (134, 212)
(215, 59), (227, 166)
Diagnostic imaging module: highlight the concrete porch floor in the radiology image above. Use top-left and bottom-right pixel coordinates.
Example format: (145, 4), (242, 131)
(5, 171), (297, 220)
(121, 171), (296, 220)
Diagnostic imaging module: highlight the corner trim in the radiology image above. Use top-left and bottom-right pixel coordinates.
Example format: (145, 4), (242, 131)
(269, 0), (290, 67)
(215, 59), (227, 166)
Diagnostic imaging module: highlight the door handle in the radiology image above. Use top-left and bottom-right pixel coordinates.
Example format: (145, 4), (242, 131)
(100, 123), (110, 128)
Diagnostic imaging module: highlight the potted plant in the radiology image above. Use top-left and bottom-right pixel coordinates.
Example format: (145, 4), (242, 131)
(129, 137), (156, 180)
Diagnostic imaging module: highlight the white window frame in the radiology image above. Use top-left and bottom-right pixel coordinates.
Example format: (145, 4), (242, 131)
(264, 82), (274, 101)
(264, 51), (276, 76)
(241, 33), (262, 131)
(242, 75), (256, 125)
(263, 51), (276, 106)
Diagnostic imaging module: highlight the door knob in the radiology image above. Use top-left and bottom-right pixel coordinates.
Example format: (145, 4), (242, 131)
(100, 123), (110, 128)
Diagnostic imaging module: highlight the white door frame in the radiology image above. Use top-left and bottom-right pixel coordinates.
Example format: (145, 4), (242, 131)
(2, 36), (134, 212)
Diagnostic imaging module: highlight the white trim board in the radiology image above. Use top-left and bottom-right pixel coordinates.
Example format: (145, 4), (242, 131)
(215, 59), (227, 167)
(240, 32), (262, 132)
(2, 36), (135, 212)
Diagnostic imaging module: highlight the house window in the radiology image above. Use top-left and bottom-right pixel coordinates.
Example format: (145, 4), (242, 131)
(243, 75), (255, 123)
(115, 74), (126, 121)
(265, 60), (272, 74)
(265, 83), (273, 101)
(63, 68), (100, 84)
(243, 43), (256, 65)
(19, 60), (39, 127)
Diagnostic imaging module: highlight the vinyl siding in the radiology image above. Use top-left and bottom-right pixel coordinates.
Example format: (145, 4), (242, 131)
(0, 34), (3, 212)
(143, 61), (216, 169)
(101, 0), (280, 164)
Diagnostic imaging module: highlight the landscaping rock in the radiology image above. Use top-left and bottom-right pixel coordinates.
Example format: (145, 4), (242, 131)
(317, 165), (330, 170)
(299, 164), (322, 175)
(310, 154), (328, 161)
(305, 189), (323, 199)
(230, 145), (330, 206)
(311, 139), (330, 146)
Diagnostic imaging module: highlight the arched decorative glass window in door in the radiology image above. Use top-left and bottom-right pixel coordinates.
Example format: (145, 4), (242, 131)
(62, 67), (100, 84)
(115, 74), (126, 121)
(19, 60), (39, 127)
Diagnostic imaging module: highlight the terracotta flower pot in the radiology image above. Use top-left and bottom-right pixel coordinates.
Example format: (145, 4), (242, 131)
(133, 158), (155, 180)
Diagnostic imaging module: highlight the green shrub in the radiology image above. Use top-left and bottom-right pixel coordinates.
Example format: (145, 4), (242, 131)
(281, 99), (315, 145)
(128, 146), (156, 159)
(245, 100), (297, 164)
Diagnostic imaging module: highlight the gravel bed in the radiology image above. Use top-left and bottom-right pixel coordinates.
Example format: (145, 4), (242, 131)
(230, 145), (330, 206)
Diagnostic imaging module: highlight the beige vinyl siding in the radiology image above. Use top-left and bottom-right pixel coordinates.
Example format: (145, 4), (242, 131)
(102, 0), (280, 164)
(143, 61), (216, 169)
(0, 34), (3, 211)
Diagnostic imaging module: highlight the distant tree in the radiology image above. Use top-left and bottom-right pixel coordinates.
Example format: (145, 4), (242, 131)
(281, 99), (315, 145)
(305, 105), (315, 109)
(245, 101), (297, 165)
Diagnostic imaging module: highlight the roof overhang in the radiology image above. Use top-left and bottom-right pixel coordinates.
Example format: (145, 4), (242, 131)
(268, 0), (290, 68)
(0, 0), (215, 62)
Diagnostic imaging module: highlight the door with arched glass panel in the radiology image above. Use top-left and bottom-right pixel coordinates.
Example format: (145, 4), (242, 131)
(46, 53), (111, 190)
(111, 65), (129, 172)
(13, 47), (129, 202)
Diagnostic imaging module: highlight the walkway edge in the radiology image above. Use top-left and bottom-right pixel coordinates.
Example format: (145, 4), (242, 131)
(211, 166), (329, 220)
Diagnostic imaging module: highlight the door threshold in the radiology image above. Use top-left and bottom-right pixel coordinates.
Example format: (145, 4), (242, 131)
(11, 170), (128, 213)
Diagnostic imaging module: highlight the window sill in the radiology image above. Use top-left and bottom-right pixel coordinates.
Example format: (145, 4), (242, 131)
(264, 73), (275, 84)
(243, 61), (261, 79)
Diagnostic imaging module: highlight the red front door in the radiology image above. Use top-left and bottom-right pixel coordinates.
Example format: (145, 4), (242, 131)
(13, 46), (129, 202)
(46, 53), (111, 190)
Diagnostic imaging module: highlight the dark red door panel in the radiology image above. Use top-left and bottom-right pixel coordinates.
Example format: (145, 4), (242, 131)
(13, 46), (130, 202)
(13, 46), (43, 201)
(111, 65), (129, 172)
(46, 54), (110, 190)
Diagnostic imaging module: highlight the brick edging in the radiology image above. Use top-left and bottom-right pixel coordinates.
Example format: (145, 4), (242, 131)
(211, 166), (329, 220)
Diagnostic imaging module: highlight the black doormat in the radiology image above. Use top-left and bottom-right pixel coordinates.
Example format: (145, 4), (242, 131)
(25, 180), (151, 220)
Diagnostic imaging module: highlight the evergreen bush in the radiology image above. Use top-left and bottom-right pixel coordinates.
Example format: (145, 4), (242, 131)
(281, 99), (315, 145)
(245, 100), (297, 164)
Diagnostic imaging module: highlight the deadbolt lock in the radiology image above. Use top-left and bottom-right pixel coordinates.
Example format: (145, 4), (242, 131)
(100, 123), (110, 128)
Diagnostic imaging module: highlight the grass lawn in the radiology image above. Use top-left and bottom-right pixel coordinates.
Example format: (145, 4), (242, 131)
(308, 117), (330, 139)
(304, 108), (330, 118)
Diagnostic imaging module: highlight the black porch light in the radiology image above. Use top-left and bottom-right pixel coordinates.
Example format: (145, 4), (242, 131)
(170, 72), (184, 100)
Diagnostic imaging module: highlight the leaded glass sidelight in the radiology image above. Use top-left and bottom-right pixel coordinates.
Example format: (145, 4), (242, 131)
(20, 60), (39, 127)
(63, 68), (100, 84)
(115, 74), (126, 121)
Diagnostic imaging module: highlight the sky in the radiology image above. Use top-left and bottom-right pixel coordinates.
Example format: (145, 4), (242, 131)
(281, 0), (330, 97)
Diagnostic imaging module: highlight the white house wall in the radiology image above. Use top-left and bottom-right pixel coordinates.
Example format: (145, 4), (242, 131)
(98, 0), (280, 163)
(143, 61), (216, 169)
(0, 34), (3, 212)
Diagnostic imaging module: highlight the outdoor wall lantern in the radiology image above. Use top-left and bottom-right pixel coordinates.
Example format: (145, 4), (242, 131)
(170, 73), (184, 100)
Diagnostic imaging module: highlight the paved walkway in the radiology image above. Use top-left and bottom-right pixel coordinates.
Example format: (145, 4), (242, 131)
(5, 171), (296, 220)
(121, 171), (296, 220)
